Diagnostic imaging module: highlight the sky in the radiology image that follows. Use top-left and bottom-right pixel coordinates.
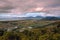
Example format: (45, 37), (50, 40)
(0, 0), (60, 17)
(0, 12), (59, 17)
(0, 13), (45, 17)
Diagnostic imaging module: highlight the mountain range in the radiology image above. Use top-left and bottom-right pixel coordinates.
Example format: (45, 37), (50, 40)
(0, 16), (60, 21)
(0, 13), (60, 21)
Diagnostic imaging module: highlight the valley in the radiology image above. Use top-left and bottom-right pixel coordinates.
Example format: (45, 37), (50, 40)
(0, 20), (60, 40)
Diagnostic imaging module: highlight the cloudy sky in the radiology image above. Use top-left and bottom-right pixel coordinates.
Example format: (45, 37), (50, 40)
(0, 0), (60, 16)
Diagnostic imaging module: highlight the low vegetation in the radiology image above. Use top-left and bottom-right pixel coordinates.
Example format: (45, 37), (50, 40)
(0, 20), (60, 40)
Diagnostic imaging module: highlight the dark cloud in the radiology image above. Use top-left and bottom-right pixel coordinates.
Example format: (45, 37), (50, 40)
(0, 6), (15, 10)
(0, 0), (15, 13)
(0, 9), (11, 13)
(45, 0), (60, 8)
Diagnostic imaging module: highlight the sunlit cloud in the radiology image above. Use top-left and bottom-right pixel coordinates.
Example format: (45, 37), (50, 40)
(34, 7), (44, 11)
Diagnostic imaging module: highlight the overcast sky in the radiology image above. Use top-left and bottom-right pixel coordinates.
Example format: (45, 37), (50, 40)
(0, 0), (60, 16)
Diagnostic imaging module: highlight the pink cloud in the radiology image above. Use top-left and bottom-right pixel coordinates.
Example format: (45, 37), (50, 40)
(0, 0), (60, 16)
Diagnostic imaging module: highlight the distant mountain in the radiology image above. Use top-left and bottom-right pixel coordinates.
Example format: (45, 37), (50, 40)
(23, 16), (44, 20)
(0, 14), (60, 21)
(0, 12), (60, 21)
(25, 16), (60, 20)
(42, 16), (60, 20)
